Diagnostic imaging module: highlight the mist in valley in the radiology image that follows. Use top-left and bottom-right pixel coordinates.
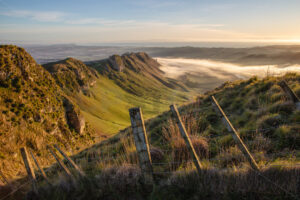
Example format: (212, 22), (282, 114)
(158, 57), (300, 92)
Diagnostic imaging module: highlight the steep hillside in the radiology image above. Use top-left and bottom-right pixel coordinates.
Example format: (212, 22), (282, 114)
(53, 53), (191, 135)
(0, 46), (191, 184)
(0, 45), (94, 178)
(35, 73), (300, 200)
(43, 58), (99, 95)
(75, 73), (300, 169)
(87, 52), (188, 96)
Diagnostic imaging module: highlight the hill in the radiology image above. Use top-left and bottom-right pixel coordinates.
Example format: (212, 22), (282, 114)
(66, 52), (191, 135)
(87, 52), (188, 96)
(0, 45), (94, 178)
(0, 46), (191, 182)
(34, 73), (300, 200)
(144, 45), (300, 66)
(43, 57), (99, 95)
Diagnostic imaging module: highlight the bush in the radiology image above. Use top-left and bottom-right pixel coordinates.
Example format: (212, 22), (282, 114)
(268, 102), (295, 115)
(274, 125), (300, 150)
(257, 114), (283, 135)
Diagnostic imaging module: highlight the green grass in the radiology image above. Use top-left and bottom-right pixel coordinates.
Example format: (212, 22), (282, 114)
(72, 73), (300, 171)
(73, 76), (191, 135)
(7, 73), (300, 200)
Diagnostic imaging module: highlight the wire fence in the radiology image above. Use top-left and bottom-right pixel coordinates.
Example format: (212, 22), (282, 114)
(1, 96), (299, 199)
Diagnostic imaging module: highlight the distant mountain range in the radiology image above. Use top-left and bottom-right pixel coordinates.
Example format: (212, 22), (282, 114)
(24, 44), (300, 67)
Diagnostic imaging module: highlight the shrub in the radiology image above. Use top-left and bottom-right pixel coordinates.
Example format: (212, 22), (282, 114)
(268, 102), (295, 115)
(274, 125), (300, 150)
(215, 146), (245, 168)
(257, 113), (283, 135)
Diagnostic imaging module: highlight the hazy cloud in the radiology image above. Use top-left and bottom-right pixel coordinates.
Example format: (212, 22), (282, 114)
(0, 10), (66, 22)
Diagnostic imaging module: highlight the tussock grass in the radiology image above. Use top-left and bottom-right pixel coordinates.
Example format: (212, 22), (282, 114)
(7, 73), (300, 199)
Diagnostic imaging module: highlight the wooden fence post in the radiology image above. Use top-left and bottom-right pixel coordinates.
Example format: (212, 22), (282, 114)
(170, 104), (203, 174)
(278, 80), (300, 110)
(129, 107), (153, 183)
(20, 147), (38, 193)
(47, 146), (73, 179)
(211, 96), (259, 171)
(29, 151), (51, 185)
(54, 144), (85, 177)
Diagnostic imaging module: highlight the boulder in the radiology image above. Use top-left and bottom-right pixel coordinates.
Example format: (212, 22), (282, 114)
(63, 97), (85, 134)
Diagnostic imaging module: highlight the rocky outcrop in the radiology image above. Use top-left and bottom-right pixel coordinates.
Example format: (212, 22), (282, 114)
(108, 55), (125, 72)
(43, 57), (99, 94)
(63, 97), (85, 134)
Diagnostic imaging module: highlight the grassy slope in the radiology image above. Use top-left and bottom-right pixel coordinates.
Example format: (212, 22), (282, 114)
(32, 73), (300, 200)
(75, 73), (300, 169)
(73, 75), (191, 135)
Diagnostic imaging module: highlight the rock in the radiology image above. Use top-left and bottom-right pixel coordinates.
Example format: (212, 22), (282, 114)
(108, 55), (125, 72)
(63, 97), (85, 134)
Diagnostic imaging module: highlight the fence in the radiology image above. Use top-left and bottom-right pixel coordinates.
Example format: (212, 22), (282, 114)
(0, 80), (300, 200)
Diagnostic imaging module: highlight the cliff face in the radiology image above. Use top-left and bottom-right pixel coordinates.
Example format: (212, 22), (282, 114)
(108, 55), (125, 72)
(0, 45), (91, 177)
(43, 57), (99, 94)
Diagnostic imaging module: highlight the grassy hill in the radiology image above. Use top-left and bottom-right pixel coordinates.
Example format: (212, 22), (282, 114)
(0, 45), (191, 183)
(34, 73), (300, 200)
(75, 76), (189, 136)
(70, 52), (191, 135)
(1, 45), (299, 200)
(0, 45), (95, 179)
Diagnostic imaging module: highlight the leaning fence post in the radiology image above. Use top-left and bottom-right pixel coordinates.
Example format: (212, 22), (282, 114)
(170, 104), (203, 174)
(47, 146), (73, 179)
(20, 147), (38, 193)
(211, 96), (259, 171)
(278, 80), (300, 110)
(54, 144), (85, 177)
(29, 151), (51, 185)
(129, 107), (153, 183)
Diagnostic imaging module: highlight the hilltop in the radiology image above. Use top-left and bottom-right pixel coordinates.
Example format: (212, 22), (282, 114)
(87, 52), (188, 96)
(43, 57), (99, 95)
(0, 45), (94, 178)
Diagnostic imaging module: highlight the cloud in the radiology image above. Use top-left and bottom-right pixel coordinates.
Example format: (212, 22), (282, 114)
(127, 0), (181, 8)
(65, 18), (137, 26)
(0, 9), (250, 44)
(0, 10), (65, 22)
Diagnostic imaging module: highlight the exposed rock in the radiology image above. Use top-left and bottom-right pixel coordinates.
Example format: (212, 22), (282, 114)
(108, 55), (125, 72)
(63, 97), (85, 134)
(43, 57), (99, 94)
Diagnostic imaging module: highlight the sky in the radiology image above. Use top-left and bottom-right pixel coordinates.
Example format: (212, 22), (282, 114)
(1, 0), (300, 45)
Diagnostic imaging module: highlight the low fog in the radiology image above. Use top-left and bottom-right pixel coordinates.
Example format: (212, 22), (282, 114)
(158, 57), (300, 80)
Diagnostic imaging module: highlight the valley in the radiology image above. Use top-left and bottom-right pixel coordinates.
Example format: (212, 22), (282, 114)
(0, 45), (191, 181)
(0, 44), (299, 200)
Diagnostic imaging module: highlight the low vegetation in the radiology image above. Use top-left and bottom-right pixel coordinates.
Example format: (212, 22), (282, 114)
(0, 45), (191, 188)
(1, 45), (299, 199)
(24, 73), (300, 200)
